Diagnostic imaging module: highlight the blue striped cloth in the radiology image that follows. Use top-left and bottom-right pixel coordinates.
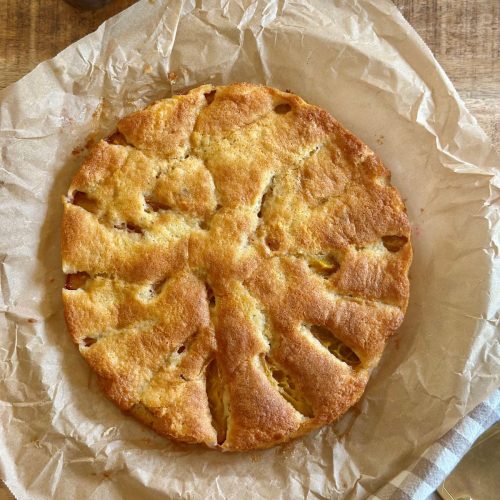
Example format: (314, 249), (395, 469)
(373, 389), (500, 499)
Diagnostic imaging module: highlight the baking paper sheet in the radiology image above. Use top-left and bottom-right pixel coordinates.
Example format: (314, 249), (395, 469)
(0, 0), (498, 498)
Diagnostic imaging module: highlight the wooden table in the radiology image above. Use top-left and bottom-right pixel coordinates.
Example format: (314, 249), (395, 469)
(0, 0), (498, 152)
(0, 0), (497, 498)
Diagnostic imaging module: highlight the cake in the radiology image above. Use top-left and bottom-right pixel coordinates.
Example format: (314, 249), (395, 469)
(62, 82), (412, 451)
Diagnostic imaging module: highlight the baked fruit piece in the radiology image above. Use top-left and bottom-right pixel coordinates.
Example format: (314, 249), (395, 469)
(61, 82), (412, 451)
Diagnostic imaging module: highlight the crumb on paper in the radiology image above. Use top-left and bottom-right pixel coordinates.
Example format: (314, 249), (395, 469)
(144, 64), (153, 74)
(85, 137), (97, 150)
(49, 277), (55, 283)
(420, 207), (424, 213)
(376, 134), (385, 145)
(250, 453), (262, 463)
(27, 318), (37, 324)
(167, 71), (178, 83)
(72, 145), (85, 156)
(91, 470), (114, 479)
(284, 88), (293, 94)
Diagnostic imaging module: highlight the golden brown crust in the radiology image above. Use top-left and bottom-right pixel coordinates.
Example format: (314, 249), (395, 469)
(61, 82), (412, 451)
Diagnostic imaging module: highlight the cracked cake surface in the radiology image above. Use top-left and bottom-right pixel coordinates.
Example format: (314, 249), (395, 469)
(61, 82), (412, 451)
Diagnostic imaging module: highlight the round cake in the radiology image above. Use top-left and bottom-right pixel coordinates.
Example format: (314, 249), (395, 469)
(61, 82), (412, 451)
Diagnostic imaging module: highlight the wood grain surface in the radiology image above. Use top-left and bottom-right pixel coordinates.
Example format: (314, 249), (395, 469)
(395, 0), (499, 152)
(0, 0), (498, 151)
(0, 0), (498, 497)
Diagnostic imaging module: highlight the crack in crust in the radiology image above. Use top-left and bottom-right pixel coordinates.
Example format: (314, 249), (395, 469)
(62, 82), (412, 452)
(133, 330), (202, 404)
(206, 358), (228, 445)
(260, 353), (314, 418)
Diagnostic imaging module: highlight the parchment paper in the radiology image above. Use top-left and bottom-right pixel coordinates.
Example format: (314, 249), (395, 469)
(0, 1), (498, 498)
